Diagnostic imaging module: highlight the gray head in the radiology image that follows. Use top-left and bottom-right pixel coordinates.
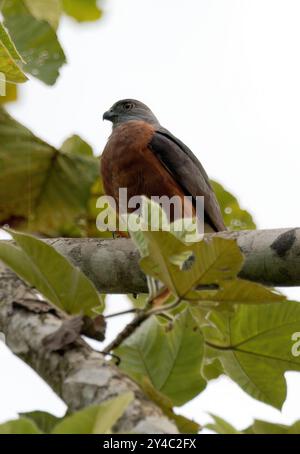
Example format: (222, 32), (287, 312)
(103, 99), (160, 128)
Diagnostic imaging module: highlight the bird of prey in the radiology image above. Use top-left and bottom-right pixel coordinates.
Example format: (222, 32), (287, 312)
(101, 99), (225, 234)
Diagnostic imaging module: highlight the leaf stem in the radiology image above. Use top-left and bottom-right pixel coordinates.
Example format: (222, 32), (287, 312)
(102, 296), (182, 354)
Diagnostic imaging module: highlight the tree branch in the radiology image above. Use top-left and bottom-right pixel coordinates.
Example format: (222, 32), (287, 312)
(0, 228), (299, 433)
(45, 228), (300, 291)
(0, 262), (178, 434)
(103, 297), (183, 354)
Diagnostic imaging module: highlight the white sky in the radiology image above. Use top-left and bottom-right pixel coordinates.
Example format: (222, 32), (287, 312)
(1, 0), (300, 431)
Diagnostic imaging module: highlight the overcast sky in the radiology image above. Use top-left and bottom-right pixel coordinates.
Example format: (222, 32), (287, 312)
(1, 0), (300, 430)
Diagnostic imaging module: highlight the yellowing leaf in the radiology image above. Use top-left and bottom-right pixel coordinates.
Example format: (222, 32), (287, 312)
(62, 0), (102, 22)
(0, 23), (27, 83)
(24, 0), (62, 29)
(0, 80), (18, 104)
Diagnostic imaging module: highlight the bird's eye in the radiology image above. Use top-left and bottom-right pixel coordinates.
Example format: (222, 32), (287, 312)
(123, 102), (134, 111)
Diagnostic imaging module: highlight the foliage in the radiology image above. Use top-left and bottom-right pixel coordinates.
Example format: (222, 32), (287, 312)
(0, 393), (133, 434)
(0, 107), (100, 237)
(211, 180), (256, 230)
(206, 414), (300, 435)
(117, 309), (206, 407)
(0, 195), (293, 433)
(0, 0), (297, 435)
(195, 300), (300, 409)
(0, 229), (103, 316)
(62, 0), (102, 22)
(0, 22), (27, 84)
(110, 201), (288, 418)
(0, 0), (103, 86)
(205, 414), (241, 434)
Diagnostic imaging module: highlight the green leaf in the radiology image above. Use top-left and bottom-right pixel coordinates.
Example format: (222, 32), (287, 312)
(206, 414), (241, 434)
(61, 135), (94, 156)
(62, 0), (102, 22)
(0, 23), (27, 83)
(139, 230), (243, 300)
(19, 411), (61, 433)
(195, 279), (285, 309)
(201, 357), (224, 381)
(0, 108), (98, 236)
(52, 393), (133, 434)
(1, 0), (66, 85)
(142, 377), (200, 434)
(0, 230), (101, 316)
(211, 180), (256, 231)
(117, 309), (206, 406)
(24, 0), (62, 29)
(127, 293), (149, 309)
(131, 199), (281, 308)
(0, 418), (42, 434)
(248, 419), (300, 434)
(197, 301), (300, 409)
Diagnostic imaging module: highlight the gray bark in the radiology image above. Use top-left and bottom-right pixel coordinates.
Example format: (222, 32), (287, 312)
(47, 228), (300, 291)
(0, 263), (178, 434)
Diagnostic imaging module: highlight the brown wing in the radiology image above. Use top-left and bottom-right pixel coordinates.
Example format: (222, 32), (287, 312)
(149, 129), (226, 232)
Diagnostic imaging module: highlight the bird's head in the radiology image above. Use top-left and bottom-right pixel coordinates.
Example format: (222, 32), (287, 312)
(103, 99), (160, 128)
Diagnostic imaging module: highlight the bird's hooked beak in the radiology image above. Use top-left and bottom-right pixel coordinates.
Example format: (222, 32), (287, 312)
(103, 109), (115, 122)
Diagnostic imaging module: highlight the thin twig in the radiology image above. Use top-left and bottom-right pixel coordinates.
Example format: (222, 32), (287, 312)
(102, 296), (182, 354)
(102, 310), (149, 354)
(105, 308), (138, 319)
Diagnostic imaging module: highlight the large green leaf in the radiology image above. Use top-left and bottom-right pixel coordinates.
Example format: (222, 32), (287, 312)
(52, 393), (133, 434)
(117, 309), (206, 406)
(1, 0), (66, 85)
(196, 301), (300, 409)
(139, 230), (243, 300)
(0, 418), (42, 434)
(24, 0), (62, 29)
(211, 180), (256, 231)
(0, 23), (27, 83)
(0, 230), (102, 316)
(131, 199), (281, 308)
(62, 0), (102, 22)
(0, 108), (98, 236)
(130, 199), (280, 308)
